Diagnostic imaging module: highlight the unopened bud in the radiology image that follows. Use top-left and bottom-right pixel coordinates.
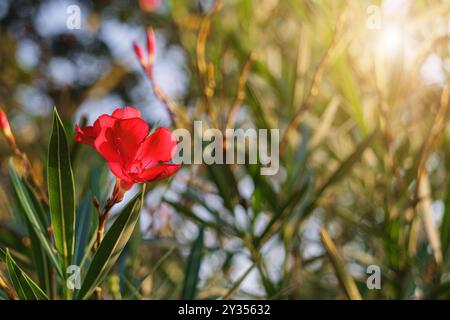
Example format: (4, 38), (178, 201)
(133, 42), (147, 68)
(0, 107), (18, 151)
(146, 27), (156, 73)
(92, 196), (101, 210)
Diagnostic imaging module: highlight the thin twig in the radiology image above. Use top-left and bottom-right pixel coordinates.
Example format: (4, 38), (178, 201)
(319, 228), (362, 300)
(401, 35), (449, 99)
(222, 263), (256, 300)
(417, 173), (443, 265)
(93, 181), (126, 250)
(196, 0), (224, 127)
(134, 33), (189, 128)
(226, 52), (255, 130)
(148, 74), (189, 128)
(91, 182), (126, 300)
(196, 0), (224, 78)
(410, 84), (450, 265)
(372, 61), (405, 198)
(416, 84), (450, 188)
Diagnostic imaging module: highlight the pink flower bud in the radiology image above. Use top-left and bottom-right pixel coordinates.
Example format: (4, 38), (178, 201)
(146, 27), (156, 72)
(0, 107), (17, 150)
(133, 42), (147, 67)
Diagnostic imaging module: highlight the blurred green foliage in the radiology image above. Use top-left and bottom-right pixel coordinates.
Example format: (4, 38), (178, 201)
(1, 0), (450, 300)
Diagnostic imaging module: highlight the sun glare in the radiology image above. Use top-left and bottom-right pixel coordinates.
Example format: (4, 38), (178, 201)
(376, 24), (406, 57)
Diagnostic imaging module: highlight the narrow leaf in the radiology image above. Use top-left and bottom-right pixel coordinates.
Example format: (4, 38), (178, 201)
(319, 229), (362, 300)
(181, 228), (204, 300)
(23, 182), (52, 295)
(26, 220), (51, 296)
(2, 249), (48, 300)
(8, 160), (62, 277)
(73, 195), (93, 266)
(47, 108), (76, 274)
(317, 129), (378, 196)
(440, 179), (450, 262)
(76, 188), (145, 300)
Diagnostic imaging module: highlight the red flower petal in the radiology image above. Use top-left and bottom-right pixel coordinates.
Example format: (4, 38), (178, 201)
(108, 161), (133, 183)
(92, 115), (122, 163)
(95, 127), (124, 164)
(112, 106), (141, 119)
(137, 163), (181, 182)
(74, 106), (180, 187)
(74, 124), (97, 147)
(135, 127), (178, 167)
(114, 118), (149, 160)
(93, 116), (149, 164)
(95, 114), (116, 129)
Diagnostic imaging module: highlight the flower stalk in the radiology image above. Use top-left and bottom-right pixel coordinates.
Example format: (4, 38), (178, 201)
(132, 28), (188, 128)
(93, 179), (127, 249)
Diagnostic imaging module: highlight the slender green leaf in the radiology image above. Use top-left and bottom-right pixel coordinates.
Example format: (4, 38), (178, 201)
(8, 160), (62, 277)
(331, 52), (367, 134)
(294, 132), (377, 227)
(317, 129), (378, 196)
(247, 163), (279, 214)
(246, 84), (271, 130)
(73, 195), (93, 266)
(47, 108), (76, 273)
(118, 218), (141, 298)
(76, 188), (145, 300)
(26, 220), (51, 296)
(2, 249), (48, 300)
(287, 124), (311, 188)
(441, 180), (450, 263)
(319, 229), (362, 300)
(181, 228), (204, 300)
(23, 182), (52, 295)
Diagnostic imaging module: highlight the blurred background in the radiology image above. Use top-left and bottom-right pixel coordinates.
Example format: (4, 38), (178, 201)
(1, 0), (450, 299)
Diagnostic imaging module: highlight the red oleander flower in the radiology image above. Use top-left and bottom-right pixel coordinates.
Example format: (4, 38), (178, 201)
(75, 106), (180, 190)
